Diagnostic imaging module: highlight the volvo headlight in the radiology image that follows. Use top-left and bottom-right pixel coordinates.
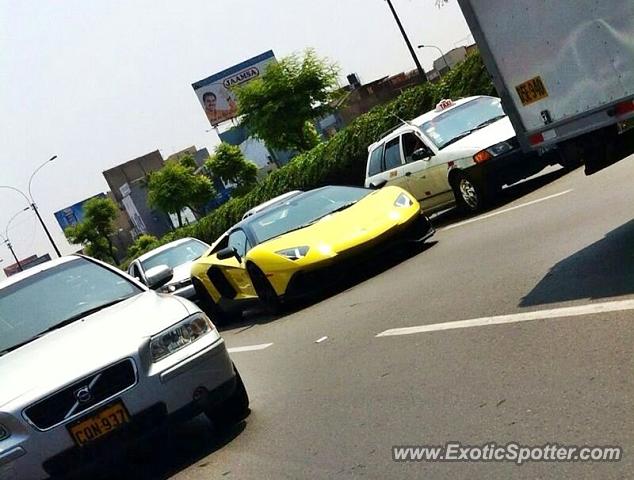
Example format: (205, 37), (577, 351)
(394, 193), (414, 208)
(150, 313), (216, 362)
(0, 424), (10, 441)
(276, 246), (309, 260)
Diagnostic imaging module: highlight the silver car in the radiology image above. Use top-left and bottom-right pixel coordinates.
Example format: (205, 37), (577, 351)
(0, 255), (248, 480)
(127, 237), (210, 300)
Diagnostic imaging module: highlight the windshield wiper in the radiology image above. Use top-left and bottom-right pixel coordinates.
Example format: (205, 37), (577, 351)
(54, 297), (133, 326)
(440, 115), (508, 149)
(475, 114), (507, 129)
(440, 129), (478, 149)
(0, 296), (132, 357)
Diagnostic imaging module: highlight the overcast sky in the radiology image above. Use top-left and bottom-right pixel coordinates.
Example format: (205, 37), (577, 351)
(0, 0), (472, 270)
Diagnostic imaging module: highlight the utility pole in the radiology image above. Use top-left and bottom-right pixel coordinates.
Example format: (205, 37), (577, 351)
(385, 0), (427, 82)
(0, 154), (62, 258)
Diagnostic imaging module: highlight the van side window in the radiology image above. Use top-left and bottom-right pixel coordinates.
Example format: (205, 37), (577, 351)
(402, 132), (426, 163)
(368, 144), (384, 176)
(383, 137), (403, 170)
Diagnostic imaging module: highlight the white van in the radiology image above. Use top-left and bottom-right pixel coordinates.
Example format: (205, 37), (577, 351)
(364, 96), (557, 212)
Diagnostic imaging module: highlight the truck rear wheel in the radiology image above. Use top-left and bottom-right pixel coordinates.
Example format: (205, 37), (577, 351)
(557, 141), (584, 170)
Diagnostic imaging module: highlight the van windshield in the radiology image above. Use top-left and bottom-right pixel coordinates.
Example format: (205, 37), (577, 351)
(419, 97), (506, 149)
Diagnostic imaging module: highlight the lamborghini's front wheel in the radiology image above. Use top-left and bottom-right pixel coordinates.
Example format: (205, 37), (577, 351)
(247, 262), (280, 313)
(192, 277), (233, 324)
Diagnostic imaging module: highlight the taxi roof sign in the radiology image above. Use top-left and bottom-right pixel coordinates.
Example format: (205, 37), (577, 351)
(435, 99), (454, 112)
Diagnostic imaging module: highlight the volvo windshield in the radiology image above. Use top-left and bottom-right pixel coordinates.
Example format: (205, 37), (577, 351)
(0, 257), (141, 354)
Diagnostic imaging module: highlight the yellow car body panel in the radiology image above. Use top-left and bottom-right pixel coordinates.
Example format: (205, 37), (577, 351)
(191, 186), (424, 303)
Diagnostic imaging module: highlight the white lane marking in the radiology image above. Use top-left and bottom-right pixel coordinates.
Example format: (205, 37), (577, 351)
(440, 189), (573, 231)
(227, 343), (273, 353)
(315, 336), (328, 343)
(376, 299), (634, 337)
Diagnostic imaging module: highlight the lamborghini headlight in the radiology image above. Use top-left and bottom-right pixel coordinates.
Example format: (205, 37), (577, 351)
(150, 313), (217, 362)
(394, 193), (414, 208)
(0, 424), (10, 441)
(276, 246), (310, 260)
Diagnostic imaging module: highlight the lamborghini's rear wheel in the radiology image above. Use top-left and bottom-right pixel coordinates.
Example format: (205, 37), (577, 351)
(247, 262), (280, 313)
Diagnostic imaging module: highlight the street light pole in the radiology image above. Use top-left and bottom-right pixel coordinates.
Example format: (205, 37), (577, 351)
(30, 202), (61, 257)
(0, 155), (62, 258)
(384, 0), (427, 82)
(3, 206), (31, 272)
(417, 44), (450, 73)
(0, 232), (22, 272)
(5, 240), (23, 271)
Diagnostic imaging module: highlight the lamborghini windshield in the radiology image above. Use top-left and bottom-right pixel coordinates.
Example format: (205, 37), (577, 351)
(246, 186), (371, 244)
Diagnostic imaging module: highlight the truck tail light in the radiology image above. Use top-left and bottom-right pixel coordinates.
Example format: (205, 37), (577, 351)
(529, 133), (544, 145)
(614, 100), (634, 117)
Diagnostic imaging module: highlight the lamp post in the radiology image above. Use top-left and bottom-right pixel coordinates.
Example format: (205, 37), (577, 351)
(0, 155), (61, 258)
(384, 0), (427, 81)
(1, 206), (32, 272)
(417, 44), (450, 74)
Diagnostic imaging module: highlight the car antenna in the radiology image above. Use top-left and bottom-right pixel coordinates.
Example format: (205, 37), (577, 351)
(392, 114), (415, 127)
(373, 114), (416, 144)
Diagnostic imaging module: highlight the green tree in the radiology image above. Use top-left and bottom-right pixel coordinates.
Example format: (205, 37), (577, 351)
(204, 143), (258, 197)
(64, 197), (119, 264)
(126, 234), (159, 260)
(235, 49), (340, 152)
(147, 161), (215, 227)
(177, 153), (198, 170)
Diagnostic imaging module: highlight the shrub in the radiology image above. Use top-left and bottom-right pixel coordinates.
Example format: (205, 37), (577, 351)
(145, 53), (495, 249)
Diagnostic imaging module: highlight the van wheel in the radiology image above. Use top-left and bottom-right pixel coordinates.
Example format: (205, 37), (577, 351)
(246, 262), (280, 313)
(452, 172), (485, 212)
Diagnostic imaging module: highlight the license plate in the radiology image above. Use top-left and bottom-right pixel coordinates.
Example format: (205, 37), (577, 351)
(515, 76), (549, 106)
(68, 401), (130, 447)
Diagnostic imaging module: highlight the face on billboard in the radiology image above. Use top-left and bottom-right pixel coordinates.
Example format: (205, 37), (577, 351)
(193, 51), (276, 127)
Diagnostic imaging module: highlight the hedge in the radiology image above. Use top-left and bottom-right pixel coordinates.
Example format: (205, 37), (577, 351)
(126, 52), (496, 263)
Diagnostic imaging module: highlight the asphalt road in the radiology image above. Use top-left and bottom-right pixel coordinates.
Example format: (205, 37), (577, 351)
(117, 156), (634, 479)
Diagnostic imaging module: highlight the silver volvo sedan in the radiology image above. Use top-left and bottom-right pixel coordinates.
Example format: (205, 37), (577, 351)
(0, 255), (248, 479)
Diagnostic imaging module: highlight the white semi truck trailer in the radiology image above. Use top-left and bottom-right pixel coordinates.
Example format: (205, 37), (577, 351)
(457, 0), (634, 174)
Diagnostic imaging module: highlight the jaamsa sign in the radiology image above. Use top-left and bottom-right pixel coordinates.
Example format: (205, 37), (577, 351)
(192, 50), (276, 126)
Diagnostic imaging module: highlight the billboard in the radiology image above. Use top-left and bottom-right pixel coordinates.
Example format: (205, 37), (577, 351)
(192, 50), (276, 126)
(54, 193), (107, 231)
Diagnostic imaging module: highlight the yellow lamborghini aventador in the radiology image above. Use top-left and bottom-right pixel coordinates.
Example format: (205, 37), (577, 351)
(191, 185), (434, 319)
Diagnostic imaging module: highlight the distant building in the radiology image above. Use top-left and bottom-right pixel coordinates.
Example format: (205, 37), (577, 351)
(218, 126), (292, 174)
(427, 44), (478, 82)
(164, 146), (210, 168)
(317, 68), (425, 134)
(103, 150), (173, 238)
(54, 192), (135, 262)
(3, 254), (52, 278)
(433, 46), (469, 74)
